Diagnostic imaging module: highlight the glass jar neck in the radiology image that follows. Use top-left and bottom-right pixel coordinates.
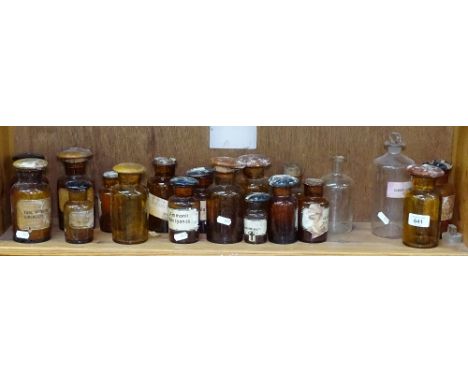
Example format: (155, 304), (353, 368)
(174, 186), (193, 197)
(118, 173), (142, 185)
(62, 161), (88, 175)
(17, 169), (43, 183)
(243, 167), (265, 179)
(412, 176), (436, 191)
(69, 189), (88, 202)
(331, 158), (343, 175)
(272, 186), (292, 197)
(304, 184), (323, 197)
(153, 164), (175, 178)
(214, 172), (235, 185)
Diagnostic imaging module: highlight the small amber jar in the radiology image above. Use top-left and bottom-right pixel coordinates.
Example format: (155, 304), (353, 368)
(186, 167), (214, 234)
(57, 147), (94, 230)
(298, 178), (329, 243)
(402, 164), (444, 248)
(10, 159), (52, 243)
(111, 163), (148, 245)
(236, 154), (271, 195)
(168, 177), (200, 244)
(148, 156), (176, 233)
(207, 157), (244, 244)
(244, 192), (270, 244)
(64, 180), (94, 244)
(268, 175), (299, 244)
(98, 171), (118, 233)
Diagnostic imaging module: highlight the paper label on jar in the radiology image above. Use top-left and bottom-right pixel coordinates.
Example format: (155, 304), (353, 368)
(148, 194), (168, 220)
(168, 208), (199, 231)
(301, 205), (329, 238)
(69, 209), (94, 229)
(377, 211), (390, 225)
(441, 195), (455, 221)
(217, 216), (231, 226)
(408, 213), (430, 228)
(199, 200), (207, 221)
(16, 198), (51, 231)
(59, 187), (94, 212)
(174, 232), (189, 242)
(386, 181), (412, 198)
(16, 230), (30, 239)
(244, 218), (267, 242)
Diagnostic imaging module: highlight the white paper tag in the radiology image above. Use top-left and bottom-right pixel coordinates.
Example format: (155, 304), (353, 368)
(69, 209), (94, 229)
(16, 230), (29, 239)
(441, 195), (455, 221)
(301, 205), (329, 238)
(244, 218), (267, 241)
(200, 200), (207, 221)
(408, 213), (430, 228)
(148, 194), (168, 220)
(217, 216), (231, 226)
(386, 181), (412, 198)
(377, 211), (390, 225)
(168, 208), (199, 231)
(174, 232), (189, 242)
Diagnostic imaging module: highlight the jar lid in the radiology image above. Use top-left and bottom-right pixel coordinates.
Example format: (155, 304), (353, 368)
(283, 163), (302, 177)
(153, 156), (176, 165)
(65, 179), (92, 191)
(57, 147), (93, 161)
(424, 159), (453, 172)
(237, 154), (271, 168)
(304, 178), (324, 187)
(407, 164), (444, 178)
(170, 176), (199, 187)
(186, 167), (214, 177)
(12, 152), (45, 161)
(211, 156), (244, 173)
(103, 170), (118, 179)
(268, 174), (299, 188)
(384, 132), (405, 148)
(13, 158), (48, 170)
(245, 192), (271, 203)
(113, 162), (146, 174)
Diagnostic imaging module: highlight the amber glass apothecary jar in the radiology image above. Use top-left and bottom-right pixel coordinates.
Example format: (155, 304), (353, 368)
(186, 167), (213, 234)
(298, 178), (329, 243)
(64, 180), (94, 244)
(10, 158), (52, 243)
(10, 152), (47, 188)
(268, 174), (299, 244)
(111, 163), (148, 245)
(168, 177), (200, 244)
(148, 156), (176, 233)
(98, 170), (118, 233)
(236, 154), (271, 195)
(244, 192), (270, 244)
(206, 157), (244, 244)
(57, 147), (94, 230)
(402, 164), (444, 248)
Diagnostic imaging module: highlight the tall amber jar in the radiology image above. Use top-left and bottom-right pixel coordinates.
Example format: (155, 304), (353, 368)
(168, 177), (200, 244)
(10, 159), (52, 243)
(64, 180), (94, 244)
(236, 154), (271, 195)
(402, 164), (444, 248)
(57, 147), (94, 230)
(268, 175), (299, 244)
(186, 167), (213, 234)
(298, 178), (329, 243)
(148, 157), (176, 233)
(206, 157), (244, 244)
(98, 170), (118, 233)
(111, 163), (148, 245)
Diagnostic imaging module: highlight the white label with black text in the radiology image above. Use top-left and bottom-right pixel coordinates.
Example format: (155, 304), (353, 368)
(168, 208), (199, 231)
(301, 205), (329, 238)
(217, 216), (231, 226)
(408, 213), (430, 228)
(377, 211), (390, 225)
(244, 218), (267, 241)
(148, 194), (168, 220)
(16, 230), (29, 239)
(386, 181), (412, 198)
(174, 232), (189, 242)
(200, 200), (207, 221)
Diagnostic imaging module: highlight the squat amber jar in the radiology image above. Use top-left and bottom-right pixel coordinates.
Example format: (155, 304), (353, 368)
(111, 163), (148, 245)
(186, 167), (213, 234)
(10, 159), (52, 243)
(64, 180), (94, 244)
(298, 178), (329, 243)
(244, 192), (270, 244)
(98, 171), (118, 233)
(236, 154), (271, 195)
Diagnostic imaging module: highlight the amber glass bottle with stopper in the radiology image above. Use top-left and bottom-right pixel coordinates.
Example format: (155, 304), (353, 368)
(237, 154), (271, 195)
(298, 178), (329, 243)
(98, 171), (118, 233)
(64, 180), (94, 244)
(244, 192), (270, 244)
(186, 167), (213, 234)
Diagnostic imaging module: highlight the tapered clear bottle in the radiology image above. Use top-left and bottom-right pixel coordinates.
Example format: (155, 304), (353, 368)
(168, 177), (200, 244)
(244, 192), (270, 244)
(206, 157), (244, 244)
(402, 164), (444, 248)
(186, 167), (214, 234)
(98, 170), (118, 233)
(148, 157), (176, 233)
(298, 178), (329, 243)
(236, 154), (271, 195)
(268, 175), (298, 244)
(322, 155), (354, 234)
(371, 132), (415, 238)
(111, 163), (148, 245)
(10, 159), (52, 243)
(64, 180), (94, 244)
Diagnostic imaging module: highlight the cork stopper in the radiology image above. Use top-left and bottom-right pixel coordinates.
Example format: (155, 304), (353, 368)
(268, 174), (299, 188)
(211, 156), (244, 173)
(113, 162), (146, 174)
(237, 154), (271, 168)
(57, 147), (92, 162)
(407, 164), (444, 178)
(304, 178), (324, 187)
(13, 158), (48, 170)
(153, 156), (176, 166)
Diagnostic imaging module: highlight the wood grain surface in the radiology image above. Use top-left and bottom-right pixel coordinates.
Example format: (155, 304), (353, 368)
(452, 127), (468, 244)
(0, 126), (14, 233)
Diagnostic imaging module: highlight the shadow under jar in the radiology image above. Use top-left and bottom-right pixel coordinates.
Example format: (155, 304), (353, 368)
(298, 178), (329, 243)
(268, 174), (299, 244)
(186, 167), (214, 234)
(98, 170), (118, 233)
(402, 164), (444, 248)
(244, 192), (270, 244)
(111, 163), (148, 245)
(10, 158), (52, 243)
(64, 180), (94, 244)
(236, 154), (271, 195)
(148, 156), (176, 233)
(168, 177), (200, 244)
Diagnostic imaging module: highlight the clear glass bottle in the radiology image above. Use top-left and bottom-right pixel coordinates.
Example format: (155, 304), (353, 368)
(168, 177), (200, 244)
(10, 158), (52, 243)
(298, 178), (329, 243)
(322, 155), (354, 234)
(372, 132), (415, 238)
(56, 147), (94, 230)
(206, 157), (244, 244)
(98, 170), (118, 233)
(236, 154), (271, 195)
(268, 175), (298, 244)
(402, 164), (444, 248)
(244, 192), (270, 244)
(186, 167), (214, 234)
(283, 163), (303, 198)
(64, 180), (94, 244)
(111, 163), (148, 245)
(147, 156), (176, 233)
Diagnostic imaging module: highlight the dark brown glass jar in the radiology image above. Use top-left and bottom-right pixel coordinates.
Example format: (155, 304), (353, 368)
(244, 192), (270, 244)
(64, 180), (94, 244)
(206, 157), (244, 244)
(298, 178), (329, 243)
(98, 171), (118, 233)
(402, 164), (444, 248)
(237, 154), (271, 195)
(186, 167), (214, 234)
(148, 156), (176, 233)
(57, 147), (94, 230)
(10, 159), (52, 243)
(168, 177), (200, 244)
(111, 163), (148, 245)
(268, 175), (299, 244)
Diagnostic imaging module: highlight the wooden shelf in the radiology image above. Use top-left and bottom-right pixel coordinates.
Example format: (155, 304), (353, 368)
(0, 223), (466, 256)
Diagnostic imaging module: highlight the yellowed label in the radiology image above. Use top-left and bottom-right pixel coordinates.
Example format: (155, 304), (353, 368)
(16, 198), (51, 231)
(441, 195), (455, 221)
(69, 210), (94, 229)
(59, 187), (94, 212)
